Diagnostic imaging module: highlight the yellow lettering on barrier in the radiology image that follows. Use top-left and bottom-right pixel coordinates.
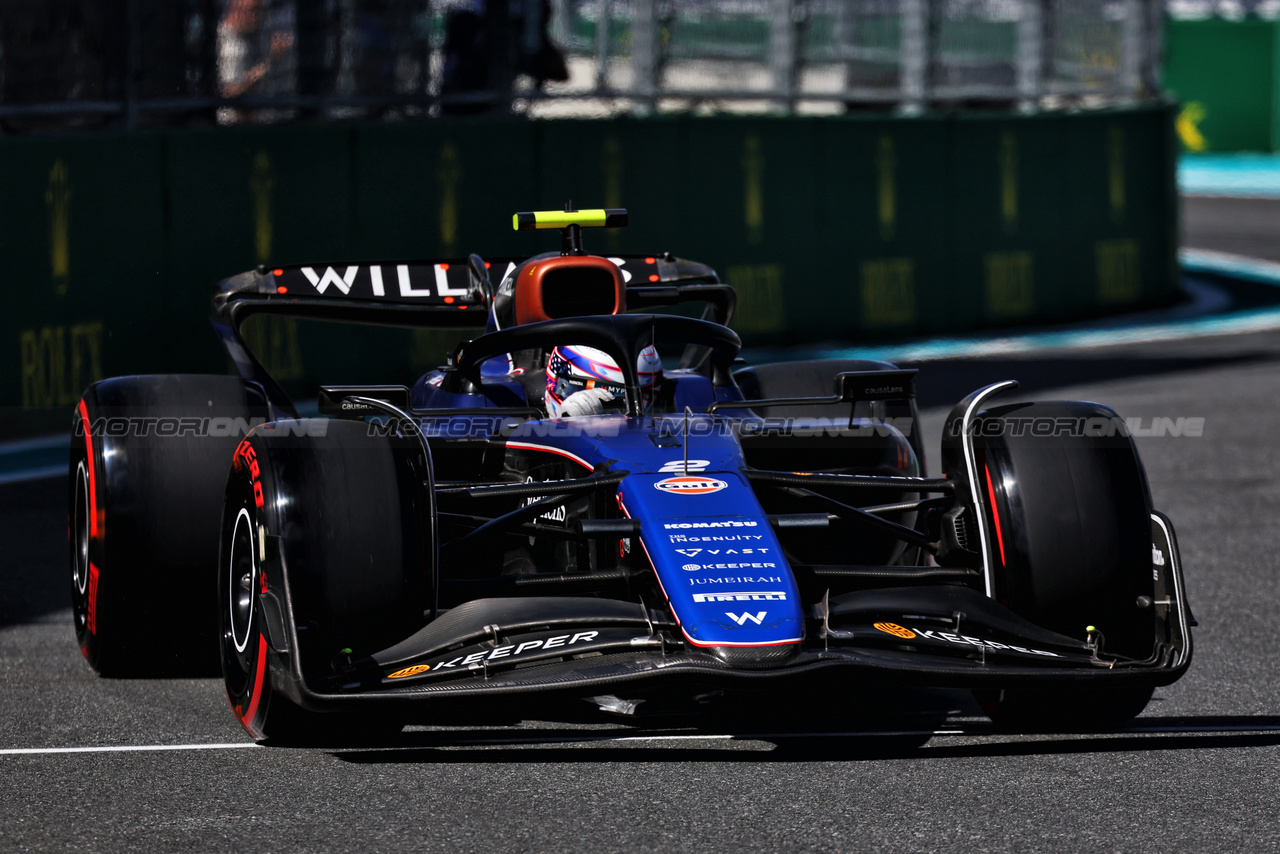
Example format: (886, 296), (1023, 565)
(46, 159), (72, 296)
(69, 323), (103, 399)
(742, 135), (764, 245)
(726, 265), (785, 333)
(250, 151), (274, 263)
(20, 322), (104, 408)
(1000, 132), (1018, 235)
(439, 143), (461, 256)
(37, 327), (65, 408)
(876, 134), (896, 241)
(1096, 239), (1140, 304)
(984, 251), (1034, 318)
(860, 258), (914, 327)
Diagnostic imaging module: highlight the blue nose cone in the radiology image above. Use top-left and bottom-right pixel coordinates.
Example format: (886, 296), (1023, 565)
(618, 472), (805, 663)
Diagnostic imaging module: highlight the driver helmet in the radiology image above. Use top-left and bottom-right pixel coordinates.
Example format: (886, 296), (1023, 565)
(545, 344), (662, 418)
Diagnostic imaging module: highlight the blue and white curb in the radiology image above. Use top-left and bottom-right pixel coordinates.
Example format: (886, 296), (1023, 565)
(0, 434), (67, 486)
(753, 249), (1280, 366)
(1180, 154), (1280, 199)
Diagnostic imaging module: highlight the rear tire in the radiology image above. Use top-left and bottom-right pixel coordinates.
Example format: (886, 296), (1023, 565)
(70, 375), (268, 676)
(219, 418), (431, 742)
(967, 400), (1156, 730)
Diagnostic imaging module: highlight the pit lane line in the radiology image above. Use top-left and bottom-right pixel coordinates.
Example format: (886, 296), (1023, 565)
(6, 724), (1280, 756)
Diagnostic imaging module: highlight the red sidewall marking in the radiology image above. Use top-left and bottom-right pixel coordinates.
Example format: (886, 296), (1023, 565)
(984, 464), (1006, 567)
(87, 562), (99, 635)
(235, 440), (265, 509)
(239, 634), (269, 731)
(77, 400), (98, 538)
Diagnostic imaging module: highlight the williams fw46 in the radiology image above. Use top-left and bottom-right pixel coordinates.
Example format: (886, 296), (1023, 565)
(68, 208), (1192, 740)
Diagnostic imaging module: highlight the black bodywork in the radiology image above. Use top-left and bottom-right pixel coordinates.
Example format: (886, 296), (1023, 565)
(71, 235), (1192, 738)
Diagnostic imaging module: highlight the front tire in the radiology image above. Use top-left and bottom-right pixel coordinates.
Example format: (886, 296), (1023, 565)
(219, 418), (431, 742)
(968, 400), (1157, 730)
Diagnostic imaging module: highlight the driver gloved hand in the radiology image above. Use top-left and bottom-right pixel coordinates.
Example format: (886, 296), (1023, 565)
(557, 387), (616, 418)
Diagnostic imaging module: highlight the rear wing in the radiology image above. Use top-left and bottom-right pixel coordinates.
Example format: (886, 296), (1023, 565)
(212, 254), (728, 326)
(211, 254), (734, 415)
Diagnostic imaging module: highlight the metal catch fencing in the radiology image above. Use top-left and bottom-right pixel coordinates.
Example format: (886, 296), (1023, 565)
(0, 0), (1165, 130)
(539, 0), (1165, 114)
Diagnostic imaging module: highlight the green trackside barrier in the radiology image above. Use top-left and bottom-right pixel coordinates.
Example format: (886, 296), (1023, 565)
(818, 114), (953, 335)
(3, 132), (168, 437)
(3, 106), (1178, 438)
(1164, 18), (1280, 152)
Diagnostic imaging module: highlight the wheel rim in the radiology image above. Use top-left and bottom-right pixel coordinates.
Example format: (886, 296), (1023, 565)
(227, 507), (256, 659)
(72, 461), (90, 596)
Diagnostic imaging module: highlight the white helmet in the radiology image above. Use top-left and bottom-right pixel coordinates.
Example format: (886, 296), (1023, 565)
(545, 344), (662, 418)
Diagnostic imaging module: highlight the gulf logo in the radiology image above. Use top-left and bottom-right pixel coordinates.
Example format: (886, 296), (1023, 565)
(654, 476), (728, 495)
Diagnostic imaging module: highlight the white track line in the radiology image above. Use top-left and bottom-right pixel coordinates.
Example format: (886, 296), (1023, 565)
(0, 742), (260, 756)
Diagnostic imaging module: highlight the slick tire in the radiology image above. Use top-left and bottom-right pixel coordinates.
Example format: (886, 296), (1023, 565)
(969, 400), (1156, 730)
(70, 375), (269, 677)
(219, 418), (431, 743)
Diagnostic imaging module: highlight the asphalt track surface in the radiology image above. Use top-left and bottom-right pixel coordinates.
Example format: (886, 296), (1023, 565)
(1183, 196), (1280, 264)
(4, 198), (1280, 852)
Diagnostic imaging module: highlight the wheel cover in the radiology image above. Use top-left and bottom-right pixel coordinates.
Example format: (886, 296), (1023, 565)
(72, 462), (90, 596)
(228, 507), (257, 656)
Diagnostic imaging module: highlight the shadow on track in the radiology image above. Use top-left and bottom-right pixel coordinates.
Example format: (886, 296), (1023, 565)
(327, 715), (1280, 765)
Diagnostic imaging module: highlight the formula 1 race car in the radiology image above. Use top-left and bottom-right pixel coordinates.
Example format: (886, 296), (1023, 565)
(69, 208), (1192, 740)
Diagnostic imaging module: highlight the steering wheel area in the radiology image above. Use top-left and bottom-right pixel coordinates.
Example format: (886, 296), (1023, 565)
(445, 314), (742, 417)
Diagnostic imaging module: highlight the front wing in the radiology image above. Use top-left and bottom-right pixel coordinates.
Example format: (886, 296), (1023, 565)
(259, 513), (1192, 714)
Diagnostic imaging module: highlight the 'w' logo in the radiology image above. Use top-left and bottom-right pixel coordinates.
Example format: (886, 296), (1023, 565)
(301, 266), (360, 294)
(726, 611), (766, 626)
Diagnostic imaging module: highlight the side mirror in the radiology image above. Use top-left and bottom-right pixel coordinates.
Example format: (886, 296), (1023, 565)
(835, 369), (918, 404)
